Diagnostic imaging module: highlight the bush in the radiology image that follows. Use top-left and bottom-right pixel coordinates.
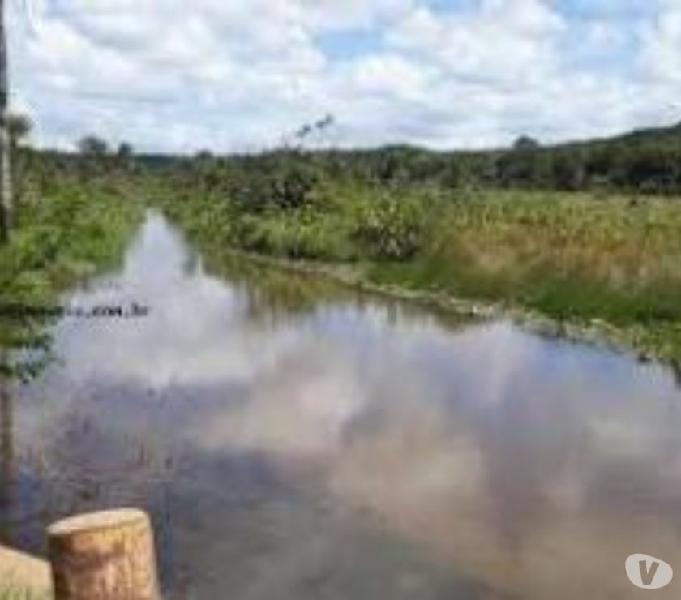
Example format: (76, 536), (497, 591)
(227, 152), (321, 211)
(352, 190), (428, 260)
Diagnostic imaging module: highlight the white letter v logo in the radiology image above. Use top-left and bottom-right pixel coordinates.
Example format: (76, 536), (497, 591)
(626, 554), (673, 590)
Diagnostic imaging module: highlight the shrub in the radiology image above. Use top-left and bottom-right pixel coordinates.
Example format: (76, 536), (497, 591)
(352, 189), (428, 260)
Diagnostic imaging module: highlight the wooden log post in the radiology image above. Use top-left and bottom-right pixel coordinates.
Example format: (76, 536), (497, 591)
(47, 508), (160, 600)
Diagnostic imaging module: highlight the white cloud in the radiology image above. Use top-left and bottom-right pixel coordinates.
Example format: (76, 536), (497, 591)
(639, 0), (681, 84)
(300, 0), (414, 31)
(350, 53), (433, 100)
(387, 1), (564, 99)
(7, 0), (680, 152)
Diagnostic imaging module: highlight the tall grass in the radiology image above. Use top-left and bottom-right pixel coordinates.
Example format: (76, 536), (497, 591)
(1, 182), (142, 296)
(161, 179), (681, 361)
(401, 190), (681, 324)
(0, 180), (143, 377)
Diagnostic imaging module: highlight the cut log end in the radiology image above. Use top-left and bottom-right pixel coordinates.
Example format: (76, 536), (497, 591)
(48, 508), (149, 537)
(48, 508), (160, 600)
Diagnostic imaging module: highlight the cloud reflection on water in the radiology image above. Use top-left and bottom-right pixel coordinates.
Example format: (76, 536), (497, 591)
(11, 212), (681, 599)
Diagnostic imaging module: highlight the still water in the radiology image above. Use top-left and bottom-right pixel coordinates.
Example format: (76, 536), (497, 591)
(2, 212), (681, 599)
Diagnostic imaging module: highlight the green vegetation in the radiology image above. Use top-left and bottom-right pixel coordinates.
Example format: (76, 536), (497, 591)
(5, 118), (681, 366)
(370, 191), (681, 360)
(0, 183), (141, 298)
(143, 119), (681, 195)
(157, 143), (681, 363)
(0, 156), (143, 377)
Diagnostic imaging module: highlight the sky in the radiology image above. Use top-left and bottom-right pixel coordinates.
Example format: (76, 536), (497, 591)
(8, 0), (681, 153)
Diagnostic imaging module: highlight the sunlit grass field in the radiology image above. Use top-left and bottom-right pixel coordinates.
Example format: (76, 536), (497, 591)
(399, 190), (681, 322)
(163, 182), (681, 361)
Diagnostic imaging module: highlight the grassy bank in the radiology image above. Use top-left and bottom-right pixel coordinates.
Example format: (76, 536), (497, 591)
(0, 179), (143, 376)
(160, 177), (681, 363)
(369, 191), (681, 362)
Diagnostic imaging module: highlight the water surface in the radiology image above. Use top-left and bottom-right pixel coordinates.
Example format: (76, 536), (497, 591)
(2, 212), (681, 599)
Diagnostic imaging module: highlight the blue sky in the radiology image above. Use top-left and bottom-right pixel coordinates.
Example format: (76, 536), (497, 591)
(8, 0), (681, 153)
(318, 30), (385, 61)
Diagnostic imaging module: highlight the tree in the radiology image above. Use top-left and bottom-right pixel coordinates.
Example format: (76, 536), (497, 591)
(513, 135), (540, 151)
(195, 149), (213, 161)
(0, 0), (11, 244)
(5, 113), (31, 150)
(116, 142), (133, 159)
(77, 136), (110, 179)
(5, 114), (32, 205)
(78, 135), (109, 156)
(116, 142), (134, 171)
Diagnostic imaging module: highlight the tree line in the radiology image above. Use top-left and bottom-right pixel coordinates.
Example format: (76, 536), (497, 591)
(6, 117), (681, 233)
(141, 119), (681, 218)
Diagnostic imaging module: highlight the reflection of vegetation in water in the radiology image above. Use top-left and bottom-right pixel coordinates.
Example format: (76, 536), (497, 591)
(208, 253), (349, 323)
(0, 354), (14, 544)
(5, 401), (177, 562)
(201, 250), (476, 334)
(0, 325), (51, 382)
(38, 413), (173, 501)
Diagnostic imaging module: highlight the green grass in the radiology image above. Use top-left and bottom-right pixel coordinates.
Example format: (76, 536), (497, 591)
(372, 191), (681, 321)
(1, 182), (142, 296)
(0, 179), (143, 377)
(161, 181), (681, 363)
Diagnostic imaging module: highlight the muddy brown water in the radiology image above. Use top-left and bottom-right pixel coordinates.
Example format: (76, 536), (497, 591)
(2, 211), (681, 599)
